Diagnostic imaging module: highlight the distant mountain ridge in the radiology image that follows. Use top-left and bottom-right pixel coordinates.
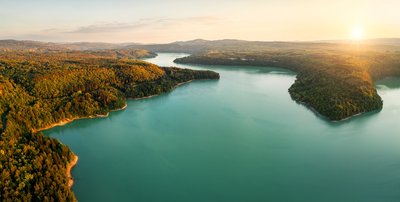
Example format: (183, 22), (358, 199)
(2, 38), (400, 53)
(127, 38), (400, 53)
(0, 39), (137, 51)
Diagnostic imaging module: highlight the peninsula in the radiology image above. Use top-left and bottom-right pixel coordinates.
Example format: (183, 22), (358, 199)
(0, 45), (219, 201)
(133, 39), (400, 121)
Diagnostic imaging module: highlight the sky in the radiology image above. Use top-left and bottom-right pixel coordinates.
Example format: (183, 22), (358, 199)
(1, 0), (399, 43)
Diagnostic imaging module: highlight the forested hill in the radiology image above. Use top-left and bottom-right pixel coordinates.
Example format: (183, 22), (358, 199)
(174, 49), (400, 121)
(0, 51), (219, 201)
(126, 38), (400, 53)
(4, 38), (400, 53)
(0, 40), (136, 51)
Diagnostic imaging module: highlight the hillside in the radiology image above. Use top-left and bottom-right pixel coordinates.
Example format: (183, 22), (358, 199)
(126, 38), (400, 53)
(2, 39), (400, 121)
(0, 40), (134, 51)
(0, 50), (219, 201)
(174, 48), (400, 120)
(4, 38), (400, 54)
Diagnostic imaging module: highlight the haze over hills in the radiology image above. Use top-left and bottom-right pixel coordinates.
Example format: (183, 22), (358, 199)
(1, 37), (400, 122)
(0, 39), (137, 51)
(2, 38), (400, 52)
(1, 37), (400, 200)
(0, 42), (219, 201)
(128, 38), (400, 53)
(2, 0), (400, 201)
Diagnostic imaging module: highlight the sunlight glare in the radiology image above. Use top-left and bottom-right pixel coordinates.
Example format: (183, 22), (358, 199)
(351, 26), (364, 41)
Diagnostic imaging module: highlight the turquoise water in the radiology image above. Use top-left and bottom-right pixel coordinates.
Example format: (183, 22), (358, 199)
(45, 53), (400, 202)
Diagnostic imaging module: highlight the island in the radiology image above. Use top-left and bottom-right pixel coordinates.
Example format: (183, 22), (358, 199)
(0, 46), (219, 201)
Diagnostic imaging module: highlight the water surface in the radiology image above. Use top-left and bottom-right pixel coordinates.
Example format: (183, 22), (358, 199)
(46, 53), (400, 202)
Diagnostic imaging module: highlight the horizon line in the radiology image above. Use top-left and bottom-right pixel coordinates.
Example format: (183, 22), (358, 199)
(1, 37), (400, 45)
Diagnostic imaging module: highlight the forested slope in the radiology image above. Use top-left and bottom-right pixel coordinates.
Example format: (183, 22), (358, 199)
(174, 49), (400, 120)
(0, 50), (219, 201)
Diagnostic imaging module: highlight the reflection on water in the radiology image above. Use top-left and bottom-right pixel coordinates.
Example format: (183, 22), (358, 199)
(376, 77), (400, 89)
(45, 53), (400, 202)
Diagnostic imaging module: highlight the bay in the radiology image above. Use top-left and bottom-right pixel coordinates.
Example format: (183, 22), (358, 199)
(45, 53), (400, 202)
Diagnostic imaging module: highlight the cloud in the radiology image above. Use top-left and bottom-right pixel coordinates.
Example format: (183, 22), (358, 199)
(3, 16), (221, 43)
(64, 16), (219, 34)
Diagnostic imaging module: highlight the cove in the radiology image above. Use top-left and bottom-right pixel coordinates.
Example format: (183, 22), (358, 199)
(45, 53), (400, 202)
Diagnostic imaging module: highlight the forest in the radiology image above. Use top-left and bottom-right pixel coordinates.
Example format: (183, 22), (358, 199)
(174, 48), (400, 120)
(0, 49), (219, 201)
(2, 39), (400, 201)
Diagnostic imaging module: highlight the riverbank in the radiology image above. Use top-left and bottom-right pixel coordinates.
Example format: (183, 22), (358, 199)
(294, 100), (368, 122)
(132, 80), (194, 101)
(38, 79), (201, 193)
(32, 114), (109, 133)
(67, 155), (78, 188)
(35, 81), (195, 189)
(43, 52), (400, 201)
(32, 104), (128, 133)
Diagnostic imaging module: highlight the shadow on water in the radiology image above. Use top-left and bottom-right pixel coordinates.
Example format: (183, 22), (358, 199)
(321, 78), (400, 128)
(44, 116), (110, 135)
(185, 62), (386, 128)
(324, 110), (382, 127)
(376, 77), (400, 89)
(45, 53), (400, 202)
(146, 53), (296, 76)
(179, 63), (297, 76)
(291, 97), (382, 129)
(45, 79), (219, 136)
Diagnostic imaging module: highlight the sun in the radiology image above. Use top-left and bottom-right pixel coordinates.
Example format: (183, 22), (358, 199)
(351, 26), (365, 41)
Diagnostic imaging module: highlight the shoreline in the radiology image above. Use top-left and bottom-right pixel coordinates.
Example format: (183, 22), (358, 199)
(32, 103), (128, 133)
(31, 76), (219, 195)
(132, 80), (194, 101)
(176, 80), (193, 87)
(34, 79), (205, 132)
(32, 80), (196, 192)
(67, 155), (78, 188)
(333, 112), (363, 122)
(32, 114), (109, 133)
(34, 80), (195, 132)
(294, 100), (374, 122)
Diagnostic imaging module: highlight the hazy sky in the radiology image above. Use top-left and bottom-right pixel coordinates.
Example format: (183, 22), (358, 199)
(1, 0), (399, 43)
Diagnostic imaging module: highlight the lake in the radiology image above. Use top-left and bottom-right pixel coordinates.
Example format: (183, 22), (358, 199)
(45, 53), (400, 202)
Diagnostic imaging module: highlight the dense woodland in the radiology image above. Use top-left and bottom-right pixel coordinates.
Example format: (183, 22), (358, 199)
(127, 38), (400, 54)
(0, 49), (219, 201)
(175, 48), (400, 120)
(2, 39), (400, 201)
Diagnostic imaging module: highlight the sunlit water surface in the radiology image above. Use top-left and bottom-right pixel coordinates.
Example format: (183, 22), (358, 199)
(45, 53), (400, 202)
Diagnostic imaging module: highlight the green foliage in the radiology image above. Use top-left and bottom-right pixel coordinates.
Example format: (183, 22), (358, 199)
(0, 51), (219, 201)
(174, 49), (400, 120)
